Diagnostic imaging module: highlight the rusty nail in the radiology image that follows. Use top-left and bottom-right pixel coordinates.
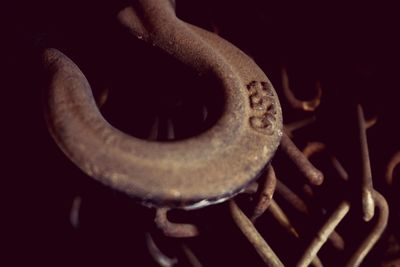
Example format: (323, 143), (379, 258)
(229, 200), (284, 267)
(181, 244), (203, 267)
(297, 201), (350, 267)
(155, 208), (199, 238)
(276, 179), (345, 250)
(331, 156), (349, 181)
(145, 233), (178, 267)
(345, 190), (389, 267)
(281, 66), (322, 112)
(276, 179), (310, 215)
(268, 200), (324, 267)
(280, 133), (324, 185)
(357, 104), (375, 222)
(301, 142), (347, 250)
(302, 141), (349, 181)
(251, 164), (277, 222)
(269, 199), (300, 238)
(302, 142), (327, 158)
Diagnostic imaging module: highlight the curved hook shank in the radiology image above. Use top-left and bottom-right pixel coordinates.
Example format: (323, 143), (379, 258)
(346, 190), (389, 267)
(43, 0), (282, 208)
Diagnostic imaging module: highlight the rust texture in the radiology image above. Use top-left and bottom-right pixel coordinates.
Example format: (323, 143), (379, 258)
(43, 0), (283, 208)
(345, 190), (389, 267)
(251, 164), (277, 222)
(298, 201), (350, 267)
(281, 66), (322, 112)
(155, 208), (199, 238)
(230, 200), (284, 267)
(37, 1), (398, 266)
(280, 133), (324, 186)
(357, 104), (375, 222)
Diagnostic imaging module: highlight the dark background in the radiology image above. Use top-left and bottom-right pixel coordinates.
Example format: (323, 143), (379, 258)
(3, 0), (400, 266)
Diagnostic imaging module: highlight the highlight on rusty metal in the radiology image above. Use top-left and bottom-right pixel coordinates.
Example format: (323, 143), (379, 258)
(243, 182), (260, 195)
(275, 179), (310, 215)
(267, 200), (324, 267)
(357, 104), (375, 222)
(300, 142), (348, 250)
(268, 199), (299, 238)
(297, 201), (351, 267)
(345, 190), (389, 267)
(302, 141), (348, 181)
(37, 1), (397, 265)
(281, 66), (322, 112)
(43, 0), (283, 209)
(302, 142), (326, 158)
(146, 233), (178, 267)
(386, 151), (400, 186)
(280, 133), (324, 185)
(181, 244), (203, 267)
(331, 156), (350, 181)
(251, 164), (277, 222)
(155, 208), (199, 238)
(275, 179), (345, 251)
(229, 199), (284, 267)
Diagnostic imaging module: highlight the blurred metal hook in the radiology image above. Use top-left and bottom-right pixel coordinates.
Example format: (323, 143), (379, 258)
(281, 66), (322, 112)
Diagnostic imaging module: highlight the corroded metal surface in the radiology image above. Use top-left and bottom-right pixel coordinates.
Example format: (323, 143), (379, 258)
(37, 1), (398, 266)
(42, 0), (282, 208)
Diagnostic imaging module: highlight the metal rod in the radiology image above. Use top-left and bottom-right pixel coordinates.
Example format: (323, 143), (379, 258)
(182, 244), (203, 267)
(230, 200), (284, 267)
(280, 133), (324, 185)
(276, 179), (310, 215)
(276, 180), (345, 250)
(145, 233), (178, 267)
(155, 208), (199, 238)
(357, 104), (375, 222)
(268, 200), (324, 267)
(281, 66), (322, 112)
(297, 201), (350, 267)
(302, 141), (349, 182)
(346, 190), (389, 267)
(269, 200), (299, 238)
(331, 156), (349, 181)
(302, 142), (326, 158)
(251, 164), (277, 222)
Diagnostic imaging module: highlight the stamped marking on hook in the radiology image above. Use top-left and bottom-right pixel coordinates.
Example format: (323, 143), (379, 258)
(247, 81), (278, 135)
(43, 0), (283, 208)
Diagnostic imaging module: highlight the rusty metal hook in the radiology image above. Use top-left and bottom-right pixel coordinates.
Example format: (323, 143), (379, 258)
(346, 190), (389, 267)
(42, 0), (282, 208)
(154, 208), (199, 238)
(357, 104), (375, 222)
(281, 66), (322, 112)
(230, 199), (284, 267)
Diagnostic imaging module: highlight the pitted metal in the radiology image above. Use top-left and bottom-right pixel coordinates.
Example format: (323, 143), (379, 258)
(42, 0), (282, 208)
